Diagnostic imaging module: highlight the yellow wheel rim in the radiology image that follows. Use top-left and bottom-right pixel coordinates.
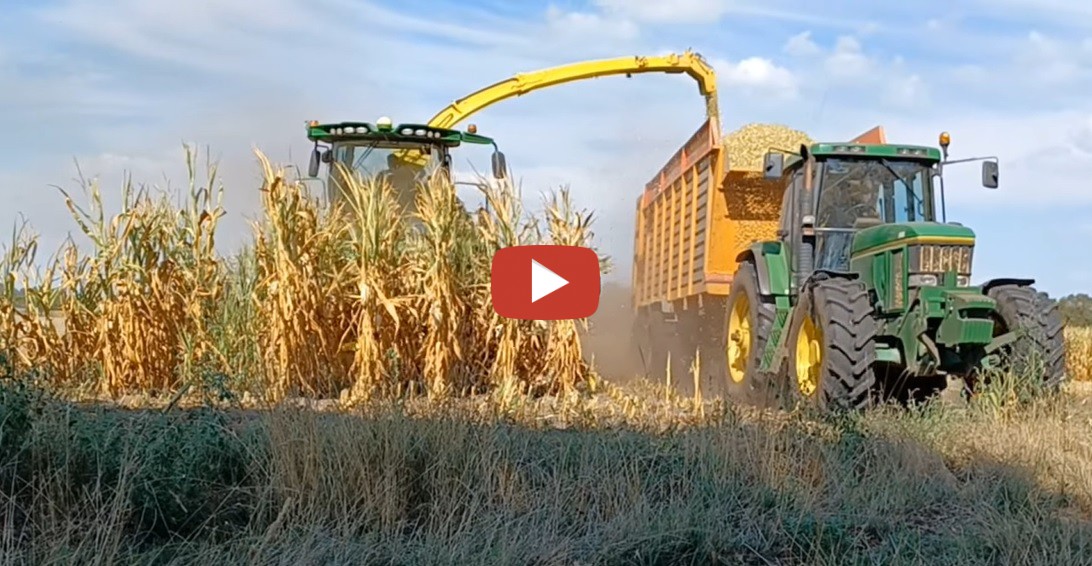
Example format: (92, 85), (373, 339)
(726, 294), (751, 384)
(795, 314), (823, 397)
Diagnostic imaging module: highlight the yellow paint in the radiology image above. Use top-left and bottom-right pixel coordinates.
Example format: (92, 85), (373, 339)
(850, 236), (975, 258)
(427, 50), (718, 130)
(794, 314), (823, 397)
(726, 293), (751, 384)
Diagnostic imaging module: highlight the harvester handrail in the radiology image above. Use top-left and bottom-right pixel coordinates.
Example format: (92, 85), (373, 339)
(427, 50), (720, 130)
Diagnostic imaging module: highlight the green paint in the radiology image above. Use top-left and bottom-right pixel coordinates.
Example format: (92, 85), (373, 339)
(306, 122), (496, 148)
(741, 242), (791, 297)
(851, 222), (975, 256)
(809, 143), (942, 161)
(875, 345), (901, 364)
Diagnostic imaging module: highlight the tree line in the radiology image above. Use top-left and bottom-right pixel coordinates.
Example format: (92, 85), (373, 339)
(1060, 293), (1092, 328)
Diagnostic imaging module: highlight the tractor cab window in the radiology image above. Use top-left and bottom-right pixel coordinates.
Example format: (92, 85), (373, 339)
(880, 161), (932, 223)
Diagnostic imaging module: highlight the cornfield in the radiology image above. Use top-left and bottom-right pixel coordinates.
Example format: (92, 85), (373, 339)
(1066, 326), (1092, 382)
(0, 146), (1090, 407)
(0, 148), (609, 404)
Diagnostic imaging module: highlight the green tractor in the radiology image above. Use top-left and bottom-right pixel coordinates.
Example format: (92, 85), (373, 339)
(725, 131), (1067, 410)
(305, 117), (508, 214)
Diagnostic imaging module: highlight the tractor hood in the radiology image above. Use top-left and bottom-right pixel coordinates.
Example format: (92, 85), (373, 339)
(851, 222), (975, 256)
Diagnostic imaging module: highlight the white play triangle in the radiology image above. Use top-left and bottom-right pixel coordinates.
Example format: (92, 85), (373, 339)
(530, 259), (569, 303)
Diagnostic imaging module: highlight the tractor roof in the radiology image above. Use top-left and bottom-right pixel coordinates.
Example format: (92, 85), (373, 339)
(306, 121), (495, 147)
(809, 142), (942, 161)
(784, 142), (942, 169)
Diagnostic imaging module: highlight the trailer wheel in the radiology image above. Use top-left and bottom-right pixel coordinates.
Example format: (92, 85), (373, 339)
(785, 276), (877, 411)
(720, 261), (776, 404)
(985, 284), (1067, 392)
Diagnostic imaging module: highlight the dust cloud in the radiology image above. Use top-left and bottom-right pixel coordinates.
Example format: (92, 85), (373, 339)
(581, 282), (646, 384)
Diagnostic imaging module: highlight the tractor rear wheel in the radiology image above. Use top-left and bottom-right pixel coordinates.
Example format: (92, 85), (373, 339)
(985, 284), (1067, 392)
(720, 261), (776, 405)
(785, 276), (877, 411)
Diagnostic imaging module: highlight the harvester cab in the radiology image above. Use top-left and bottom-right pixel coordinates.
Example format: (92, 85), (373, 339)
(305, 118), (507, 214)
(724, 128), (1066, 411)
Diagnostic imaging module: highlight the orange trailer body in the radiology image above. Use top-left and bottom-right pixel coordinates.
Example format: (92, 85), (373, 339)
(631, 119), (786, 312)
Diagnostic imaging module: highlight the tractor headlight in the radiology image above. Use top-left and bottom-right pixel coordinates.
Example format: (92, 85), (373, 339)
(908, 274), (938, 287)
(957, 275), (970, 287)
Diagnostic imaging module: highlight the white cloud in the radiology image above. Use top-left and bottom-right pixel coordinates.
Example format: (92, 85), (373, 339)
(884, 74), (927, 107)
(544, 6), (639, 42)
(783, 31), (820, 57)
(712, 56), (798, 97)
(823, 36), (872, 78)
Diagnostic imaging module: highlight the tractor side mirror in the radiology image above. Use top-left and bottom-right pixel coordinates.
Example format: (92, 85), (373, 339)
(763, 152), (784, 180)
(308, 148), (322, 178)
(491, 150), (508, 179)
(981, 161), (998, 189)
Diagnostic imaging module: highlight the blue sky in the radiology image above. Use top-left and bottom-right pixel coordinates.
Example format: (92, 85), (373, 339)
(4, 0), (1092, 297)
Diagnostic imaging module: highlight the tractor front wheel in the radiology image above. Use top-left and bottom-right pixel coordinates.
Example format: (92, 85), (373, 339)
(785, 277), (877, 411)
(985, 284), (1067, 393)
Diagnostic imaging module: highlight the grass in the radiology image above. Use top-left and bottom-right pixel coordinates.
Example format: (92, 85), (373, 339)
(1, 147), (1092, 564)
(2, 379), (1092, 564)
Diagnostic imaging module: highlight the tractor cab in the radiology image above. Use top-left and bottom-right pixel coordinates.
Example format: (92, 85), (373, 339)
(305, 117), (507, 214)
(762, 129), (998, 291)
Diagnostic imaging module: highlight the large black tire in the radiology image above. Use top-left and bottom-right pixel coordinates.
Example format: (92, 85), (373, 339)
(986, 284), (1067, 392)
(717, 262), (776, 405)
(784, 277), (877, 411)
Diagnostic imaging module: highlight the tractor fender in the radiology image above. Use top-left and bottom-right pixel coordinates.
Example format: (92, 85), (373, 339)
(735, 242), (791, 297)
(980, 277), (1035, 294)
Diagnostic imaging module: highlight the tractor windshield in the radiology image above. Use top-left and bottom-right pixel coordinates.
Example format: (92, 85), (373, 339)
(816, 158), (935, 228)
(813, 157), (936, 270)
(328, 141), (446, 211)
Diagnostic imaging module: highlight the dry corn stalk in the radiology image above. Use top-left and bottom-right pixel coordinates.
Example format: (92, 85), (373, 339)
(1065, 326), (1092, 382)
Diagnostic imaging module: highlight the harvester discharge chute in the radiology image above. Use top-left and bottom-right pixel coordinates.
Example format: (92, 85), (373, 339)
(426, 49), (719, 130)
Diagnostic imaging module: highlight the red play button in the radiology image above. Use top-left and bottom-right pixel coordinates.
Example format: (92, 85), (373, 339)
(490, 245), (600, 320)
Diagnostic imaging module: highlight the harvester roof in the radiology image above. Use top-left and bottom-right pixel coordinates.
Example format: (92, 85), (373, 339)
(306, 120), (496, 147)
